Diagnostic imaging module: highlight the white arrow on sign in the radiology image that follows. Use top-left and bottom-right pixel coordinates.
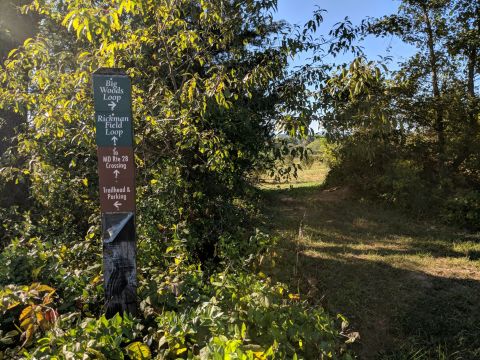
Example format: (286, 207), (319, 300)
(113, 169), (120, 179)
(113, 201), (122, 211)
(111, 136), (118, 146)
(108, 101), (117, 111)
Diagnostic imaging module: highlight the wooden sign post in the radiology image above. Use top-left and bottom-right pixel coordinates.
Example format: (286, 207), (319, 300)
(93, 68), (137, 317)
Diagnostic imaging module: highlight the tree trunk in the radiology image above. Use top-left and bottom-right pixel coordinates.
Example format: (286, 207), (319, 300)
(451, 48), (478, 171)
(421, 4), (446, 178)
(451, 2), (480, 172)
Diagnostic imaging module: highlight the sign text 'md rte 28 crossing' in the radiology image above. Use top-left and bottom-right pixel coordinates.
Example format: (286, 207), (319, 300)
(93, 69), (135, 213)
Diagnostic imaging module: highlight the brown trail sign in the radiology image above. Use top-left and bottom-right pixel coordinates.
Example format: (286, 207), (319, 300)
(93, 68), (137, 317)
(97, 146), (135, 213)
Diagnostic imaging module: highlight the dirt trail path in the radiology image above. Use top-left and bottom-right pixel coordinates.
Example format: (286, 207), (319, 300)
(261, 180), (480, 359)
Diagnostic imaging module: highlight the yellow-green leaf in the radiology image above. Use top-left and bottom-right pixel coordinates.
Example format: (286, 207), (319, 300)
(78, 51), (90, 60)
(87, 348), (107, 360)
(176, 347), (187, 355)
(20, 317), (32, 330)
(32, 265), (45, 279)
(7, 301), (20, 310)
(125, 342), (151, 360)
(24, 324), (34, 343)
(7, 48), (17, 58)
(36, 285), (55, 293)
(288, 293), (300, 300)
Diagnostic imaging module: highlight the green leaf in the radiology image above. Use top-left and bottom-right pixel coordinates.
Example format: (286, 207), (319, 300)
(35, 284), (55, 293)
(241, 322), (247, 339)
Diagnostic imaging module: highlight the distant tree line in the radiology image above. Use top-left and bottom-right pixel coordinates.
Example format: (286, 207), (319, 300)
(321, 0), (480, 228)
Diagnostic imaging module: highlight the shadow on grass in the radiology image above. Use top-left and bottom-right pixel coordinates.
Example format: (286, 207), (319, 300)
(294, 253), (480, 359)
(260, 185), (480, 359)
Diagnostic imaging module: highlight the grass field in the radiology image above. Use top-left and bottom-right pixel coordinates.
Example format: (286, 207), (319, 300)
(259, 161), (480, 359)
(258, 161), (329, 189)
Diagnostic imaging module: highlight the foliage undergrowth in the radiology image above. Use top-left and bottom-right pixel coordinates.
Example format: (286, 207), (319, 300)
(0, 217), (352, 359)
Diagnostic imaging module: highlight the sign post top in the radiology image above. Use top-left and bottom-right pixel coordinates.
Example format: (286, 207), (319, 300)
(93, 72), (132, 114)
(93, 68), (128, 76)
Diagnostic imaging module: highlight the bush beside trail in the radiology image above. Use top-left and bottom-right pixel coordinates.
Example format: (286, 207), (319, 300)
(0, 223), (352, 359)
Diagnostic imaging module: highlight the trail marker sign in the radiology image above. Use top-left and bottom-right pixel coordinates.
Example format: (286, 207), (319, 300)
(97, 146), (135, 212)
(93, 74), (133, 147)
(95, 113), (133, 147)
(93, 75), (132, 113)
(93, 68), (137, 317)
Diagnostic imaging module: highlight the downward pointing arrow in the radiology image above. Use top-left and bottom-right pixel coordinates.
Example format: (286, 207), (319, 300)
(108, 101), (117, 111)
(113, 201), (122, 211)
(111, 136), (118, 146)
(113, 170), (120, 179)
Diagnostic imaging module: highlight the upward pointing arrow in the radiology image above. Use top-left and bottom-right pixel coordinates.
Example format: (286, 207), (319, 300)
(111, 136), (118, 146)
(108, 101), (117, 111)
(113, 169), (120, 179)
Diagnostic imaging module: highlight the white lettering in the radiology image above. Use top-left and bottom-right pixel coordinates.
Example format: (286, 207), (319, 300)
(105, 163), (127, 170)
(105, 129), (124, 137)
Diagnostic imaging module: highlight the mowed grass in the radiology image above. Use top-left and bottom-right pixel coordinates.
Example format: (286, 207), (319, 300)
(258, 161), (329, 189)
(259, 161), (480, 359)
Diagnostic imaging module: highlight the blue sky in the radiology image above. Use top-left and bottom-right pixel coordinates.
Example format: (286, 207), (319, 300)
(274, 0), (417, 68)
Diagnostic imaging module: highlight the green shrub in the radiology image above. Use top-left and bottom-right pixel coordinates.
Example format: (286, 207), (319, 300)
(139, 268), (351, 359)
(442, 190), (480, 230)
(0, 227), (352, 359)
(326, 135), (442, 217)
(375, 160), (439, 215)
(23, 313), (143, 360)
(136, 232), (352, 359)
